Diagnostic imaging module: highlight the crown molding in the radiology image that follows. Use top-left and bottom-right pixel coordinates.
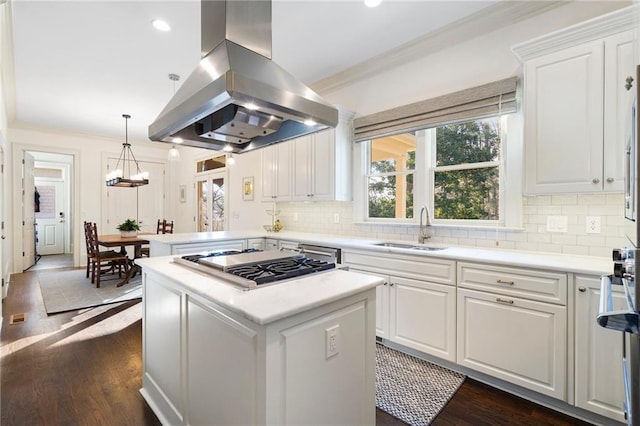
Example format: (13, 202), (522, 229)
(512, 5), (634, 61)
(310, 1), (567, 95)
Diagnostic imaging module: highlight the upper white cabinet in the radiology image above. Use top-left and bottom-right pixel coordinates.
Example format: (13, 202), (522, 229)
(262, 108), (354, 202)
(513, 8), (634, 194)
(261, 141), (292, 201)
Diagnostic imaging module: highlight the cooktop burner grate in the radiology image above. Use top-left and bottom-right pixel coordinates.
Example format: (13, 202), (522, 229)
(226, 257), (335, 285)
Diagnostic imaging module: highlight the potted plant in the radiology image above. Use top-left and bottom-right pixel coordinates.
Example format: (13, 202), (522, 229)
(117, 219), (140, 237)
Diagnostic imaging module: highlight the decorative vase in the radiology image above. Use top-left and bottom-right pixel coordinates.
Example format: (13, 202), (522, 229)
(120, 230), (137, 238)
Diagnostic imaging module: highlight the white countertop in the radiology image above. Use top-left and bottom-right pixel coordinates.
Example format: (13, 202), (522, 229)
(136, 256), (383, 325)
(146, 230), (613, 277)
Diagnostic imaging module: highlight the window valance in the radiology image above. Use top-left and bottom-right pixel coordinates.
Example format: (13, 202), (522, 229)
(353, 76), (518, 142)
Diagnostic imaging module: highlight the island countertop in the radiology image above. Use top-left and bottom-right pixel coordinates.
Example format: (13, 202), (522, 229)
(136, 255), (384, 325)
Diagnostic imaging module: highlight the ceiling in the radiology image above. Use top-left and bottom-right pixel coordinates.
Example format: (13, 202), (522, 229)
(8, 0), (509, 145)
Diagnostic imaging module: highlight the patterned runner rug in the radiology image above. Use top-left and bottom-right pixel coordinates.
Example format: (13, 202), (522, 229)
(376, 344), (466, 425)
(38, 268), (142, 315)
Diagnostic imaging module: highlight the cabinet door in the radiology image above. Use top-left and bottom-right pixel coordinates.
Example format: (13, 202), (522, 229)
(457, 288), (566, 399)
(292, 134), (313, 200)
(261, 143), (292, 201)
(261, 146), (276, 201)
(575, 275), (625, 422)
(390, 276), (456, 362)
(524, 40), (604, 194)
(603, 30), (634, 192)
(171, 240), (246, 255)
(310, 129), (336, 201)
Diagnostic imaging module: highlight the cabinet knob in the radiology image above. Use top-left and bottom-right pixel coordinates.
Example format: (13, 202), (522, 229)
(389, 282), (395, 287)
(626, 75), (634, 91)
(578, 286), (587, 292)
(383, 282), (388, 286)
(592, 178), (600, 184)
(606, 177), (614, 183)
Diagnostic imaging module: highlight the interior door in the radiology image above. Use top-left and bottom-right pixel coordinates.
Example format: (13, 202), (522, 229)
(35, 180), (65, 255)
(22, 152), (36, 270)
(195, 171), (225, 232)
(105, 159), (165, 234)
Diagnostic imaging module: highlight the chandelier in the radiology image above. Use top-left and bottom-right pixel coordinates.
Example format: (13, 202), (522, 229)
(106, 114), (149, 187)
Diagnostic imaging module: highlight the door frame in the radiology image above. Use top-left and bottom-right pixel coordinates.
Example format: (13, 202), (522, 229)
(12, 143), (80, 273)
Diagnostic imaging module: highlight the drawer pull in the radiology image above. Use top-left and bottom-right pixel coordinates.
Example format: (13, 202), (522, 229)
(496, 297), (514, 305)
(496, 279), (515, 285)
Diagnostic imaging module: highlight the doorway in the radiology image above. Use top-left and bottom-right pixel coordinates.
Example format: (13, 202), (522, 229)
(195, 171), (226, 232)
(23, 151), (74, 271)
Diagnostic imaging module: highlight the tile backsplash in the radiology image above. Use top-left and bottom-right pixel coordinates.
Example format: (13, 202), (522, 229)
(274, 193), (628, 258)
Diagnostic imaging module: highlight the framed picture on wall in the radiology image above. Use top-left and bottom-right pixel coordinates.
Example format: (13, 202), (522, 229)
(242, 176), (254, 201)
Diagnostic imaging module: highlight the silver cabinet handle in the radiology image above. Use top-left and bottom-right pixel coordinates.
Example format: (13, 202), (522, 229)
(496, 279), (514, 285)
(606, 177), (614, 183)
(496, 297), (514, 304)
(578, 286), (587, 292)
(592, 178), (600, 184)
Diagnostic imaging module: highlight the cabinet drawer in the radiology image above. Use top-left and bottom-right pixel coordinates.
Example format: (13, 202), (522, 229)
(458, 262), (567, 305)
(343, 251), (455, 285)
(171, 240), (247, 255)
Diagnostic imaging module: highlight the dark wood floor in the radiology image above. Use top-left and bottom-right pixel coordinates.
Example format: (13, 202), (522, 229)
(1, 268), (593, 425)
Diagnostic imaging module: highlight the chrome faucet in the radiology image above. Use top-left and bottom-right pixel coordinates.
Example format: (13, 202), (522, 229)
(418, 205), (432, 243)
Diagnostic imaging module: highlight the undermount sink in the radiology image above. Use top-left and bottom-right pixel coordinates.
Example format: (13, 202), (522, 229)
(372, 242), (446, 251)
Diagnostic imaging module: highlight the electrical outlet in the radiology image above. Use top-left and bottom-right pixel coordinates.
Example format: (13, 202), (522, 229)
(333, 213), (340, 223)
(586, 216), (601, 234)
(546, 216), (568, 233)
(326, 325), (339, 359)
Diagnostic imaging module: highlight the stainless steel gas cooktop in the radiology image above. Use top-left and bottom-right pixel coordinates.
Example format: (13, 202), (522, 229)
(173, 248), (335, 290)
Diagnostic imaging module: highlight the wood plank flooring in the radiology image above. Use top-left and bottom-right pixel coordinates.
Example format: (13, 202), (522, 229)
(1, 268), (593, 425)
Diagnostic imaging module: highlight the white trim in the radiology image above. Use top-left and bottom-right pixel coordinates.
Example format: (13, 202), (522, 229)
(512, 5), (633, 61)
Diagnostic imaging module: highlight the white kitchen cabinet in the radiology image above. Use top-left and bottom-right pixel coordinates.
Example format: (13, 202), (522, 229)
(291, 109), (354, 202)
(261, 141), (292, 201)
(514, 9), (634, 194)
(140, 267), (378, 426)
(149, 238), (247, 256)
(343, 250), (457, 361)
(456, 262), (567, 400)
(574, 275), (625, 422)
(247, 238), (265, 251)
(265, 238), (278, 251)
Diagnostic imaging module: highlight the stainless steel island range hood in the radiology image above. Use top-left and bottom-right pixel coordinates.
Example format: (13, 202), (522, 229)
(149, 0), (339, 153)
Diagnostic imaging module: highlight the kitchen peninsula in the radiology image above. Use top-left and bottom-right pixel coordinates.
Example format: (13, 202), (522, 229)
(136, 254), (382, 425)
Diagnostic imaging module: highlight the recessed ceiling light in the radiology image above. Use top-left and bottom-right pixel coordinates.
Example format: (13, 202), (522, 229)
(364, 0), (382, 7)
(304, 119), (317, 126)
(245, 102), (259, 110)
(152, 19), (171, 32)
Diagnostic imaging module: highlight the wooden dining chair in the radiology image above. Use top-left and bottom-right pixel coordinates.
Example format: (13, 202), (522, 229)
(140, 219), (174, 257)
(86, 222), (130, 288)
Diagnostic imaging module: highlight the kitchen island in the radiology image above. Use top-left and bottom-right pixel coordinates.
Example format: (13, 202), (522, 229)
(136, 255), (382, 426)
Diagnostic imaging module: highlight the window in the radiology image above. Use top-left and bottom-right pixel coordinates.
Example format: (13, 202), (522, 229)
(367, 135), (416, 219)
(432, 117), (502, 222)
(354, 77), (520, 228)
(359, 113), (519, 227)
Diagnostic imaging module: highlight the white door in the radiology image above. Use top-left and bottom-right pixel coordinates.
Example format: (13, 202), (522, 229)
(22, 152), (36, 270)
(0, 147), (5, 299)
(35, 180), (65, 255)
(105, 159), (165, 234)
(195, 171), (226, 232)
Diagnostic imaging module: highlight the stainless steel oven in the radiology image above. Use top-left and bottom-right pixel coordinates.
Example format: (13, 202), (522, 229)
(599, 65), (640, 426)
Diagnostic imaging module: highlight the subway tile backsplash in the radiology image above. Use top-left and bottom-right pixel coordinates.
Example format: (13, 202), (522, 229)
(274, 193), (628, 258)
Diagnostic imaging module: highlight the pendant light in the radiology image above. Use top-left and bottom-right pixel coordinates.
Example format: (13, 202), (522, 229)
(105, 114), (149, 187)
(167, 73), (182, 161)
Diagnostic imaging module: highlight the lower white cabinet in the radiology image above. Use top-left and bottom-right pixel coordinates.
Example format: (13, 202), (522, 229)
(344, 250), (456, 362)
(149, 238), (247, 256)
(456, 262), (567, 400)
(574, 275), (625, 422)
(457, 288), (567, 399)
(247, 238), (265, 251)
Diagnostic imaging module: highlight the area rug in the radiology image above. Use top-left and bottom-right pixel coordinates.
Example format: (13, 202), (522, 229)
(376, 344), (466, 425)
(38, 268), (142, 315)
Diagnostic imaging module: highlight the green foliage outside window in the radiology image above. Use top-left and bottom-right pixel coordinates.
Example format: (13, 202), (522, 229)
(434, 119), (500, 220)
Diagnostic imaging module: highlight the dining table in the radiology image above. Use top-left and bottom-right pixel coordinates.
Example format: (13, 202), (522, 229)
(97, 233), (152, 286)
